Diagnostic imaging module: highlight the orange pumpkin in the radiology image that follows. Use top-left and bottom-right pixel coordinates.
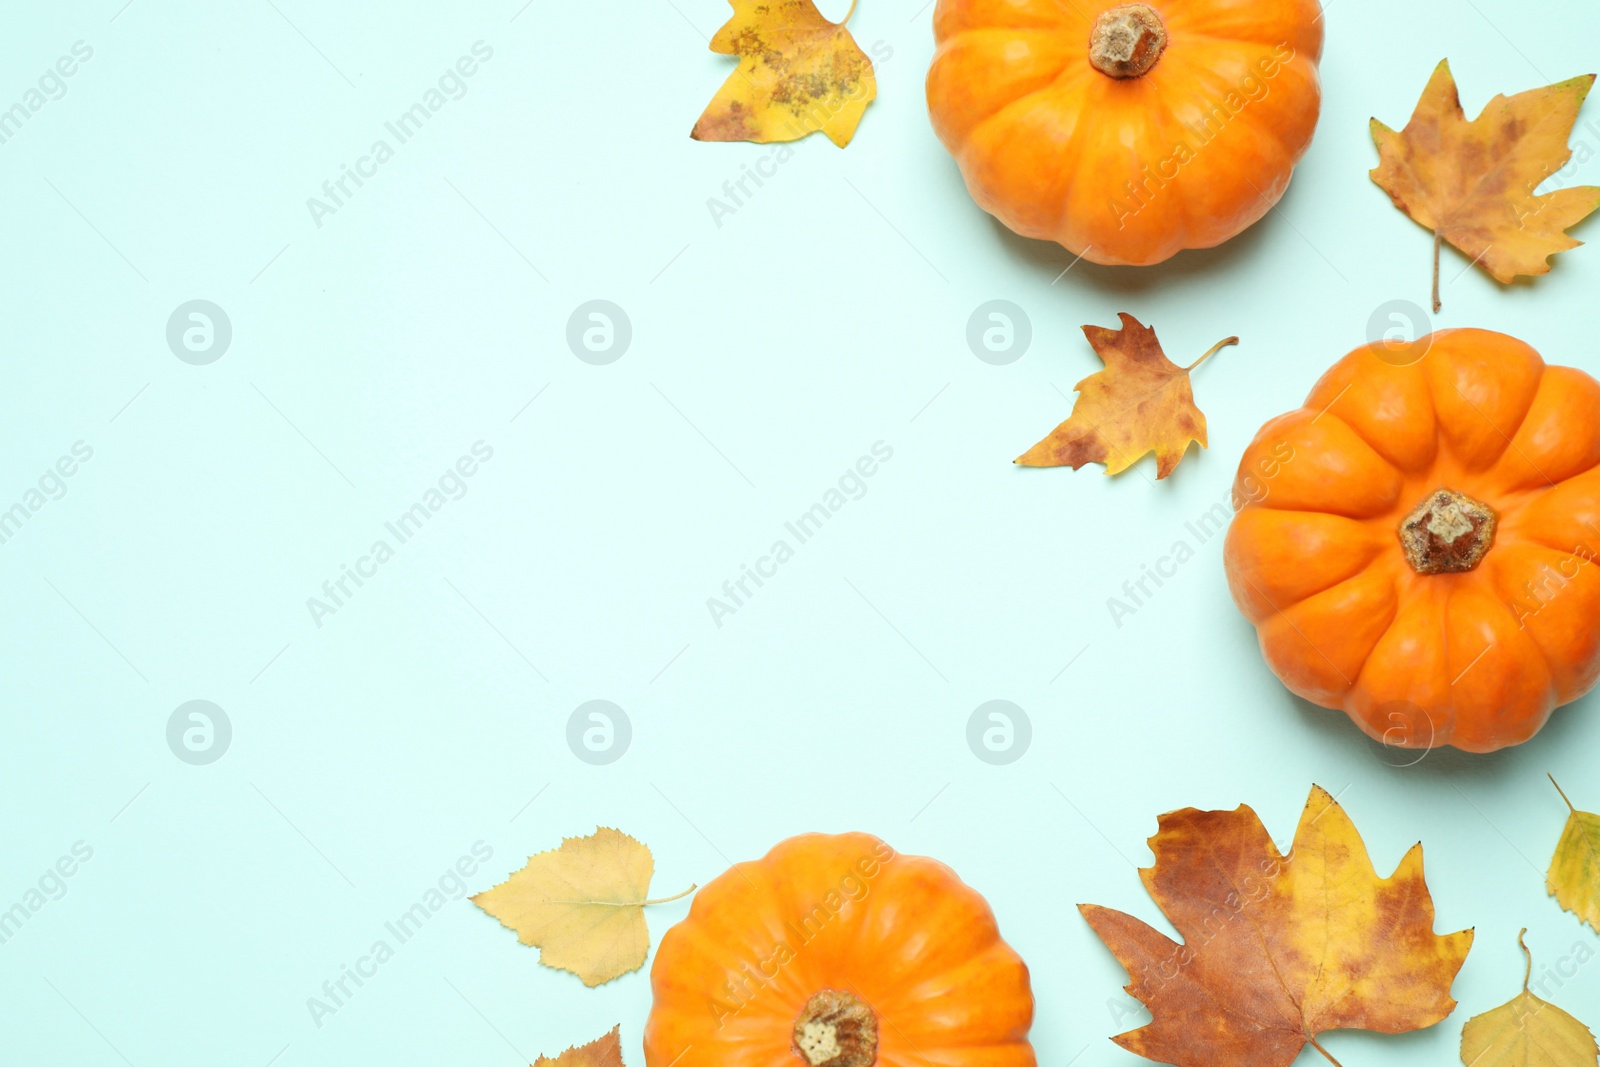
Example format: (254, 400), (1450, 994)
(1225, 328), (1600, 753)
(643, 832), (1035, 1067)
(926, 0), (1325, 266)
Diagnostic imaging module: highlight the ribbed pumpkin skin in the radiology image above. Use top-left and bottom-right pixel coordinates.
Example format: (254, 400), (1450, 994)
(643, 832), (1036, 1067)
(1225, 329), (1600, 753)
(927, 0), (1325, 266)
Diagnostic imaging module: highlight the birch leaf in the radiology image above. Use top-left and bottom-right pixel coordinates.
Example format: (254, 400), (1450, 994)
(472, 827), (694, 987)
(1548, 776), (1600, 935)
(1459, 930), (1598, 1067)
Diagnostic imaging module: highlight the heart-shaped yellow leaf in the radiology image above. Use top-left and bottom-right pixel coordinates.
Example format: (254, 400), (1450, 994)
(1459, 930), (1598, 1067)
(1548, 776), (1600, 935)
(472, 827), (694, 987)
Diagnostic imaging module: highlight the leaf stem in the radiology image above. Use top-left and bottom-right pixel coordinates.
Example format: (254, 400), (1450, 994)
(551, 884), (698, 907)
(1307, 1035), (1345, 1067)
(1432, 231), (1443, 313)
(1518, 928), (1533, 993)
(1549, 773), (1577, 813)
(641, 884), (698, 906)
(1183, 336), (1240, 372)
(841, 0), (858, 24)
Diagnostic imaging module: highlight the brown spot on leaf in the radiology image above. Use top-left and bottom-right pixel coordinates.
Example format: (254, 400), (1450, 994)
(1371, 60), (1600, 294)
(691, 0), (876, 147)
(1081, 787), (1471, 1066)
(691, 99), (760, 142)
(1015, 313), (1228, 478)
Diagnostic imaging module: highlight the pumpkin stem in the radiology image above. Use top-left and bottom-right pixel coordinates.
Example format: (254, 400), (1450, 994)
(793, 990), (878, 1067)
(1088, 4), (1168, 79)
(1398, 487), (1498, 575)
(1183, 335), (1240, 372)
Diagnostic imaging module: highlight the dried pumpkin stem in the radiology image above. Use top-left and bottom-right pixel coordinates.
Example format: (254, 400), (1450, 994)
(1182, 336), (1240, 372)
(793, 990), (878, 1067)
(1088, 3), (1168, 79)
(1399, 487), (1498, 574)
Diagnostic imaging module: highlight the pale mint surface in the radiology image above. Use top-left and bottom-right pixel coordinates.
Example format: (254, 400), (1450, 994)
(3, 0), (1599, 1064)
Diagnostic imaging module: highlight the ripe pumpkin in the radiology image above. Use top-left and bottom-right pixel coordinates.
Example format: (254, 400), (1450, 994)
(1225, 328), (1600, 753)
(926, 0), (1325, 266)
(643, 832), (1035, 1067)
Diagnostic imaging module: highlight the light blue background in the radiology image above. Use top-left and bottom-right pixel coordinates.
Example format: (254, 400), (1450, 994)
(3, 0), (1598, 1064)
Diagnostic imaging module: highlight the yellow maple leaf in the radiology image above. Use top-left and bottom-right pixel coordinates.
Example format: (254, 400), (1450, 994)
(1015, 313), (1235, 479)
(536, 1026), (626, 1067)
(1370, 59), (1600, 311)
(1081, 785), (1473, 1067)
(1548, 776), (1600, 936)
(691, 0), (876, 148)
(471, 827), (694, 987)
(1459, 930), (1599, 1067)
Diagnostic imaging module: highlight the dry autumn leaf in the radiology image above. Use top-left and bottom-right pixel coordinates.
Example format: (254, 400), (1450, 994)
(1459, 930), (1599, 1067)
(1371, 60), (1600, 311)
(691, 0), (876, 148)
(1015, 313), (1235, 479)
(1548, 775), (1600, 936)
(1080, 785), (1473, 1067)
(472, 827), (694, 987)
(536, 1026), (626, 1067)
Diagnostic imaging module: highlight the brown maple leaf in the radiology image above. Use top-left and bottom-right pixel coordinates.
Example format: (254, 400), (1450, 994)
(535, 1026), (625, 1067)
(691, 0), (876, 148)
(1371, 59), (1600, 311)
(1081, 785), (1473, 1067)
(1015, 314), (1235, 479)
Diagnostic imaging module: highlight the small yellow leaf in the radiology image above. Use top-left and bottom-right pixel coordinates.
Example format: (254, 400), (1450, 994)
(472, 827), (693, 987)
(535, 1026), (626, 1067)
(691, 0), (876, 148)
(1460, 930), (1599, 1067)
(1371, 59), (1600, 309)
(1015, 313), (1235, 479)
(1548, 776), (1600, 935)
